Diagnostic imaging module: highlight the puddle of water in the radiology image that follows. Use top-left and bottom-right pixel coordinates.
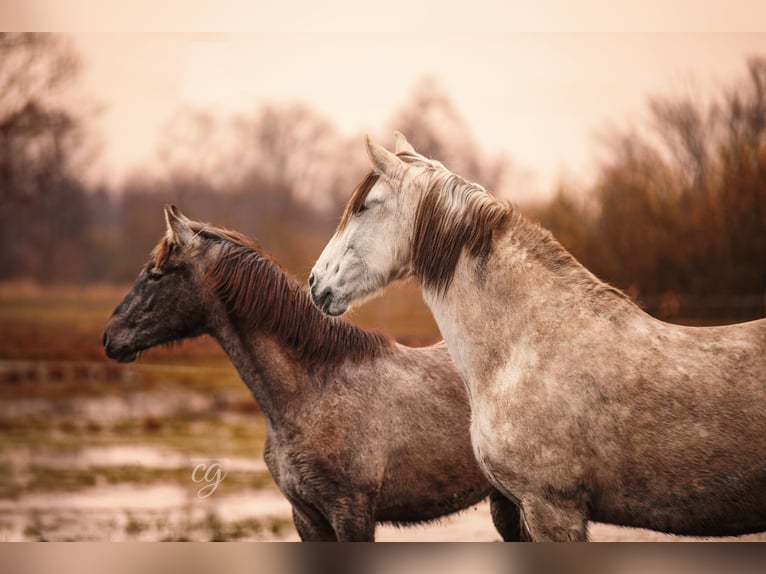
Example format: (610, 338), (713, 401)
(0, 484), (189, 513)
(376, 502), (498, 542)
(0, 389), (233, 424)
(2, 445), (267, 473)
(0, 483), (296, 541)
(0, 483), (502, 542)
(205, 491), (294, 522)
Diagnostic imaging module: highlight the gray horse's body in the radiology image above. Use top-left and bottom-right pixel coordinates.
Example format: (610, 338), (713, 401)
(452, 233), (766, 538)
(309, 134), (766, 540)
(103, 206), (522, 541)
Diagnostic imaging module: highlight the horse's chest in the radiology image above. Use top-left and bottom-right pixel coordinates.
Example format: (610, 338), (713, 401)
(264, 434), (308, 489)
(468, 390), (520, 485)
(468, 369), (584, 493)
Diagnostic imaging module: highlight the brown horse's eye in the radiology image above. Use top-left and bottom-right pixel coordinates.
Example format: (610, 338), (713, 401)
(147, 269), (164, 281)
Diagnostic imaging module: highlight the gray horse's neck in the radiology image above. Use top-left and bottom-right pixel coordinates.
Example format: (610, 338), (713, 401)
(424, 213), (639, 384)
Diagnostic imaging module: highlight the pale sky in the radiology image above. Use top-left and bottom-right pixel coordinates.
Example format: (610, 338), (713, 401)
(5, 1), (766, 200)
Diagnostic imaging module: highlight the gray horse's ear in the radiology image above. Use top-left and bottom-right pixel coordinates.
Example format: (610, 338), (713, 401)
(394, 131), (416, 155)
(365, 135), (402, 177)
(164, 204), (194, 246)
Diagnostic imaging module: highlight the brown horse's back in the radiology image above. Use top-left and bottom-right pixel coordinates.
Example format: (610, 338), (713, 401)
(374, 343), (492, 523)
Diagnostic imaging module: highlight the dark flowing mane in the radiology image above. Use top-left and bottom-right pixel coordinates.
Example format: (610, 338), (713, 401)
(153, 223), (392, 369)
(412, 172), (512, 295)
(404, 160), (631, 305)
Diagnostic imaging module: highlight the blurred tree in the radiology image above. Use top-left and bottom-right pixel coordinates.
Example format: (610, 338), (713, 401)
(529, 183), (593, 266)
(0, 33), (87, 203)
(388, 76), (510, 196)
(0, 33), (94, 283)
(234, 104), (338, 201)
(534, 57), (766, 320)
(714, 57), (766, 297)
(132, 103), (349, 278)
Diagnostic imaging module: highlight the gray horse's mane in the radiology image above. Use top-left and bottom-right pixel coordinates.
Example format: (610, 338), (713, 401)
(346, 153), (634, 305)
(412, 170), (512, 295)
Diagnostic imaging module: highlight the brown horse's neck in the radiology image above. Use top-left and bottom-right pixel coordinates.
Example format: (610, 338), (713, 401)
(209, 317), (306, 424)
(204, 238), (391, 420)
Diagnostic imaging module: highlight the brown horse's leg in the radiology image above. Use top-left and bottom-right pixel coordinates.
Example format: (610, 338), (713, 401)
(292, 507), (337, 541)
(489, 489), (529, 541)
(329, 495), (376, 542)
(521, 494), (588, 542)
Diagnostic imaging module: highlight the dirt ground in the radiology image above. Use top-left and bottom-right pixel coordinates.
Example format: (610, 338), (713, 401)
(375, 501), (766, 542)
(5, 485), (765, 542)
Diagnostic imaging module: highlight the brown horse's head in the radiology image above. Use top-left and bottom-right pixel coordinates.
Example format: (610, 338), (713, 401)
(103, 205), (212, 362)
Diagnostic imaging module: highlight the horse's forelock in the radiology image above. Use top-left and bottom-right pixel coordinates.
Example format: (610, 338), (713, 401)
(337, 152), (431, 232)
(337, 171), (380, 231)
(150, 236), (173, 268)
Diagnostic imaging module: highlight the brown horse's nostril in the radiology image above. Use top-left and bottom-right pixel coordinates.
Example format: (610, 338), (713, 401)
(102, 332), (109, 350)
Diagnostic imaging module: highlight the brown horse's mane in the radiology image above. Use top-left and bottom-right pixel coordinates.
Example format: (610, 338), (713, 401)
(152, 222), (392, 369)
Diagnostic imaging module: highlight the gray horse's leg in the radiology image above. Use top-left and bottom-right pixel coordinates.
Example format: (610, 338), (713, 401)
(489, 490), (529, 541)
(292, 507), (337, 541)
(521, 494), (588, 542)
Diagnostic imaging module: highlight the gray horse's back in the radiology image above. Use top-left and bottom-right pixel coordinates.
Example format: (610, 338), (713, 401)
(587, 315), (766, 536)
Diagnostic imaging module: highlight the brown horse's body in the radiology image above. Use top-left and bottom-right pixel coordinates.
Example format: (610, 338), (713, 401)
(309, 133), (766, 541)
(103, 206), (522, 541)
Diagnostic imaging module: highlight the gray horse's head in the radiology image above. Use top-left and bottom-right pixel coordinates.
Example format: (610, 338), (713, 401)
(309, 133), (443, 316)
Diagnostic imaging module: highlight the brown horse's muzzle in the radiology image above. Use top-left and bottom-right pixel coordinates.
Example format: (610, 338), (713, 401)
(102, 325), (139, 363)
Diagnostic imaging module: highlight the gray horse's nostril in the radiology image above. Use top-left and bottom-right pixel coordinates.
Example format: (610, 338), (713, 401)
(313, 287), (334, 312)
(308, 273), (315, 287)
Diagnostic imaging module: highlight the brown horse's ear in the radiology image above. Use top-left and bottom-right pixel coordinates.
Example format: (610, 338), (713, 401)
(164, 204), (194, 246)
(365, 135), (402, 178)
(394, 131), (416, 155)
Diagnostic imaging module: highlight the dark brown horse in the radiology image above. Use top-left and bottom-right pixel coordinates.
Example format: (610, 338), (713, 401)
(102, 205), (523, 541)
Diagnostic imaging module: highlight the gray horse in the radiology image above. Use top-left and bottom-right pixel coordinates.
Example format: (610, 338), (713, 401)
(309, 133), (766, 541)
(103, 205), (523, 541)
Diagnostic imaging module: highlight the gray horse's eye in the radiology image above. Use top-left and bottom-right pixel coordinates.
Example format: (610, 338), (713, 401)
(360, 199), (381, 213)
